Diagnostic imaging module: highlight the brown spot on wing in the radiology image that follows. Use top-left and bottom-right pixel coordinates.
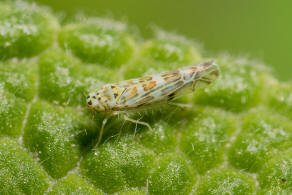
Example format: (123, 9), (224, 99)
(112, 79), (139, 88)
(190, 67), (198, 72)
(126, 80), (136, 85)
(143, 81), (157, 91)
(130, 87), (138, 96)
(137, 81), (184, 107)
(162, 70), (181, 82)
(139, 76), (152, 83)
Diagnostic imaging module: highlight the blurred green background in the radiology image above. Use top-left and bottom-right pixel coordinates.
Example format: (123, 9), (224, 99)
(30, 0), (291, 81)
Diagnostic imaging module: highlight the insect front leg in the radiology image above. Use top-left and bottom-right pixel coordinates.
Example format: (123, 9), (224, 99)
(94, 112), (120, 148)
(94, 115), (110, 148)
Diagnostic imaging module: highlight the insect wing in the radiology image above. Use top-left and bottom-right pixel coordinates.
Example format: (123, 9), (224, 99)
(111, 61), (219, 109)
(116, 71), (186, 108)
(111, 76), (152, 88)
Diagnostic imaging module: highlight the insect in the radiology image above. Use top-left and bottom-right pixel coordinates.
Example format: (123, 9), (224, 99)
(87, 61), (219, 146)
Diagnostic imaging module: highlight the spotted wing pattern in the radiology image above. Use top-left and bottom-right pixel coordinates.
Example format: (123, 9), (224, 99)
(110, 61), (219, 110)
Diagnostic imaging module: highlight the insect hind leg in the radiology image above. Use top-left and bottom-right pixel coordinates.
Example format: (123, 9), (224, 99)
(123, 115), (153, 132)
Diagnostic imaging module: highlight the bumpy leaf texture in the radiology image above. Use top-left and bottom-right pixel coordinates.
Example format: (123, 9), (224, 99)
(0, 1), (291, 194)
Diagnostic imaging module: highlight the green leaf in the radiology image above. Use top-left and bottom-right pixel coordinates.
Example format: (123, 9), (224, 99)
(0, 87), (27, 137)
(48, 174), (102, 195)
(0, 138), (49, 194)
(196, 169), (255, 195)
(136, 120), (177, 154)
(180, 108), (236, 174)
(228, 109), (292, 172)
(268, 82), (292, 120)
(23, 101), (98, 179)
(258, 149), (292, 192)
(0, 62), (36, 102)
(117, 189), (147, 195)
(58, 19), (135, 68)
(141, 39), (201, 64)
(81, 139), (154, 194)
(148, 154), (195, 195)
(0, 1), (59, 59)
(124, 32), (202, 79)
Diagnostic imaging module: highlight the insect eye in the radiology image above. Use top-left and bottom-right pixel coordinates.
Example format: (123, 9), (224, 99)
(93, 96), (96, 99)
